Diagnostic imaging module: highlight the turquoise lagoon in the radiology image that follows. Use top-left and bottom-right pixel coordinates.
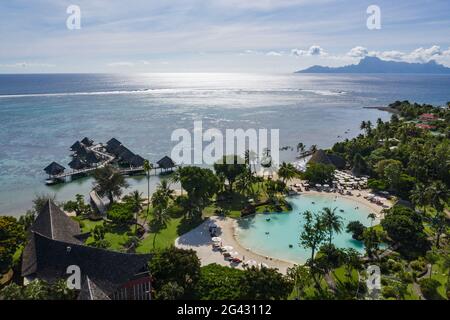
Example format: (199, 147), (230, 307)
(236, 193), (377, 264)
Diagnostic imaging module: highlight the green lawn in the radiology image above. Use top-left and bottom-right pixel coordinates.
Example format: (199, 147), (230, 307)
(79, 218), (133, 252)
(136, 216), (184, 252)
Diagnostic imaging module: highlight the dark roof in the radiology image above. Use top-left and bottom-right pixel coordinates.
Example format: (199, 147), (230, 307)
(81, 137), (94, 147)
(44, 162), (66, 175)
(85, 151), (100, 164)
(106, 138), (122, 149)
(157, 156), (176, 169)
(129, 154), (145, 167)
(22, 200), (82, 277)
(109, 144), (126, 157)
(308, 150), (346, 169)
(70, 141), (84, 152)
(76, 146), (88, 158)
(118, 147), (135, 163)
(78, 277), (111, 300)
(30, 200), (81, 244)
(68, 157), (85, 170)
(22, 232), (151, 296)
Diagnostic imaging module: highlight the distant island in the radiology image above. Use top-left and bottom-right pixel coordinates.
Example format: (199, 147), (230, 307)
(295, 56), (450, 74)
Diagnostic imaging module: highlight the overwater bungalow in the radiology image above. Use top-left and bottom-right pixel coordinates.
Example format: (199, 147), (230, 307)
(81, 137), (94, 147)
(21, 200), (153, 300)
(77, 146), (89, 158)
(68, 157), (86, 170)
(70, 141), (84, 153)
(44, 162), (65, 177)
(106, 138), (122, 154)
(129, 154), (146, 168)
(86, 151), (100, 165)
(157, 156), (176, 172)
(117, 146), (135, 164)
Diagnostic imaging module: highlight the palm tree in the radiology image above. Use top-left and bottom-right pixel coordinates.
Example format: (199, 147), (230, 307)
(321, 207), (343, 245)
(170, 166), (183, 196)
(235, 170), (254, 197)
(309, 144), (318, 154)
(360, 121), (367, 131)
(411, 183), (428, 213)
(93, 165), (129, 207)
(277, 162), (297, 184)
(124, 190), (144, 235)
(297, 142), (305, 154)
(367, 213), (376, 227)
(157, 179), (175, 201)
(151, 188), (171, 249)
(143, 160), (153, 224)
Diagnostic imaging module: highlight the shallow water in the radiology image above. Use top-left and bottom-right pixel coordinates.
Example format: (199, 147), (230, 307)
(0, 73), (449, 215)
(236, 193), (376, 263)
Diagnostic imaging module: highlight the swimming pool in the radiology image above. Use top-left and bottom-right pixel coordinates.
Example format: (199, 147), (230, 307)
(235, 194), (376, 264)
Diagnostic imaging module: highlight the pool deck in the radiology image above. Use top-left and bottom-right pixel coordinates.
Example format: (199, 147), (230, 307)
(175, 186), (392, 274)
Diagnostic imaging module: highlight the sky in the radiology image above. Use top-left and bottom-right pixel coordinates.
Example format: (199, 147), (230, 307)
(0, 0), (449, 73)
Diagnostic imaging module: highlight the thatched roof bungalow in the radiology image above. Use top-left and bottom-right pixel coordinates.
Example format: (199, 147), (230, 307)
(157, 156), (176, 171)
(81, 137), (94, 147)
(44, 162), (66, 176)
(70, 141), (84, 153)
(68, 157), (85, 170)
(307, 149), (346, 169)
(129, 154), (146, 168)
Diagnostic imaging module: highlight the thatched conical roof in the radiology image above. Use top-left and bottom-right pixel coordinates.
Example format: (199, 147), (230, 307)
(157, 156), (176, 169)
(81, 137), (94, 147)
(44, 162), (65, 175)
(68, 157), (85, 170)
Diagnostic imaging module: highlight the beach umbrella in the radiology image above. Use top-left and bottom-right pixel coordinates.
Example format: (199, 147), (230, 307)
(211, 237), (222, 242)
(315, 184), (322, 188)
(367, 193), (375, 198)
(323, 184), (330, 188)
(230, 251), (239, 258)
(246, 260), (258, 267)
(223, 245), (234, 252)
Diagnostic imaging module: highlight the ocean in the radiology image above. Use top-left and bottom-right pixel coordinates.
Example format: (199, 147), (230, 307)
(1, 73), (449, 216)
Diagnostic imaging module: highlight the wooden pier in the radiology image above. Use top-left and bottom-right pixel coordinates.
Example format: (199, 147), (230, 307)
(45, 139), (176, 185)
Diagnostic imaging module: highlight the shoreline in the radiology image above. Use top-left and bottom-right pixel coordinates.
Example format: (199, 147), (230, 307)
(176, 188), (392, 274)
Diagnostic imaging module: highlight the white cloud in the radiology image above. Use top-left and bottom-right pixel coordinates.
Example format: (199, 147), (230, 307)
(345, 45), (449, 64)
(407, 45), (442, 62)
(347, 46), (368, 58)
(291, 45), (327, 57)
(266, 51), (283, 56)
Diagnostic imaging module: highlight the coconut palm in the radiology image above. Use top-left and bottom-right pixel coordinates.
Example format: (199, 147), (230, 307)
(143, 160), (153, 224)
(151, 188), (172, 249)
(411, 183), (428, 213)
(321, 207), (343, 245)
(309, 144), (318, 154)
(367, 213), (377, 227)
(278, 162), (297, 184)
(124, 190), (144, 235)
(93, 165), (129, 207)
(297, 142), (305, 154)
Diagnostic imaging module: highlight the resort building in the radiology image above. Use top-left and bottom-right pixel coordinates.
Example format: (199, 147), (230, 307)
(21, 200), (152, 300)
(419, 113), (438, 122)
